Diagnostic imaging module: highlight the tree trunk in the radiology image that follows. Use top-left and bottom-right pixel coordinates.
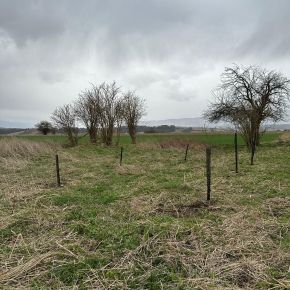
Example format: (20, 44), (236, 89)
(67, 130), (76, 146)
(250, 142), (255, 165)
(250, 127), (259, 165)
(241, 130), (251, 151)
(256, 134), (260, 146)
(115, 125), (121, 146)
(101, 128), (106, 144)
(89, 127), (97, 144)
(107, 125), (113, 146)
(100, 124), (114, 146)
(129, 127), (136, 144)
(131, 135), (136, 144)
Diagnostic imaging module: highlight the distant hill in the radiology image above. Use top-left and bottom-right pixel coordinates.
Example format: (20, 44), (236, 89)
(264, 123), (290, 131)
(140, 118), (290, 130)
(140, 117), (229, 128)
(0, 127), (87, 135)
(140, 117), (209, 127)
(1, 118), (290, 135)
(0, 128), (27, 135)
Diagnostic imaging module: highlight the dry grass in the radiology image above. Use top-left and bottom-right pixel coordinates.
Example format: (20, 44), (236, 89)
(159, 139), (205, 150)
(279, 132), (290, 142)
(0, 137), (58, 158)
(88, 208), (289, 289)
(0, 251), (59, 282)
(0, 136), (289, 289)
(0, 137), (59, 172)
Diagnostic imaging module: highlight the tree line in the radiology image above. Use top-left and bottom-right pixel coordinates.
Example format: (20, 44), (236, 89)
(35, 64), (290, 163)
(38, 81), (146, 146)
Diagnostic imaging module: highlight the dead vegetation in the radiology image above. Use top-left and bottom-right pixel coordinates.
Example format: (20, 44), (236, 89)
(159, 139), (205, 150)
(0, 137), (59, 172)
(0, 251), (62, 282)
(137, 139), (205, 150)
(0, 136), (289, 289)
(0, 137), (58, 158)
(88, 208), (290, 289)
(155, 200), (225, 217)
(278, 132), (290, 144)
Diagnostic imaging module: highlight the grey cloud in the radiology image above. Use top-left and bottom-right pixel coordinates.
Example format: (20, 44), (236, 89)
(0, 1), (65, 46)
(38, 70), (66, 84)
(232, 0), (290, 60)
(1, 0), (290, 127)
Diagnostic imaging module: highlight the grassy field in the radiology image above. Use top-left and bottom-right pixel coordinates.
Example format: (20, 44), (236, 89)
(17, 131), (279, 146)
(0, 132), (289, 289)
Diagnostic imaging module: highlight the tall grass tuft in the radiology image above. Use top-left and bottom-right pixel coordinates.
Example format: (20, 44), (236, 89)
(0, 137), (58, 158)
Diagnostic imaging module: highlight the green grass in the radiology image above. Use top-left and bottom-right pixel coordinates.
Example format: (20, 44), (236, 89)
(0, 131), (289, 289)
(16, 131), (279, 147)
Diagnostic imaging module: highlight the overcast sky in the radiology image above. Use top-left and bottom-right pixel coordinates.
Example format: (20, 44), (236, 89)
(1, 0), (290, 127)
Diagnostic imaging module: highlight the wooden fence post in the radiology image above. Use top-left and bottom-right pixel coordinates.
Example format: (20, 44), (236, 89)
(55, 154), (61, 187)
(184, 144), (189, 161)
(234, 131), (238, 173)
(120, 146), (123, 166)
(206, 147), (211, 201)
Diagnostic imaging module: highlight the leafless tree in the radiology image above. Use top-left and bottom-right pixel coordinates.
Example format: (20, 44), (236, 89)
(204, 64), (290, 164)
(122, 91), (146, 144)
(52, 81), (146, 146)
(98, 81), (122, 146)
(51, 104), (78, 146)
(75, 85), (101, 144)
(35, 120), (53, 135)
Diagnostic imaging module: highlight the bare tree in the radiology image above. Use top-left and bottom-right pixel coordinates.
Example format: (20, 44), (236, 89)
(98, 81), (122, 146)
(51, 104), (78, 146)
(122, 91), (146, 144)
(204, 64), (290, 164)
(35, 120), (53, 135)
(75, 85), (101, 144)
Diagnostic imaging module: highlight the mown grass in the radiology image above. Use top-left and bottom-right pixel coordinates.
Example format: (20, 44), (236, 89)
(0, 132), (289, 289)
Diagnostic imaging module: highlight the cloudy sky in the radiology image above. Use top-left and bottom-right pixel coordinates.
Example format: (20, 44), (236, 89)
(1, 0), (290, 127)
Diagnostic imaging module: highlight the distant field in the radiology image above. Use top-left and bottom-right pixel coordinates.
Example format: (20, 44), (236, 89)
(12, 131), (280, 146)
(0, 132), (289, 289)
